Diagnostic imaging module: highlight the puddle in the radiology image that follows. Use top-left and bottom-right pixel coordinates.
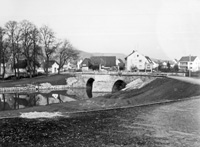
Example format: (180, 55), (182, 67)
(20, 111), (65, 119)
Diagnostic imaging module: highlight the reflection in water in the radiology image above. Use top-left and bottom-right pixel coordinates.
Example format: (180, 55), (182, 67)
(86, 78), (95, 98)
(0, 88), (109, 111)
(86, 87), (92, 98)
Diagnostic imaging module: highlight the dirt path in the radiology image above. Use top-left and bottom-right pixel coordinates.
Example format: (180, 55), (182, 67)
(167, 76), (200, 85)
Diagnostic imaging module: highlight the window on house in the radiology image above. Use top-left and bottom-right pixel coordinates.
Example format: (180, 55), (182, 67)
(139, 60), (142, 62)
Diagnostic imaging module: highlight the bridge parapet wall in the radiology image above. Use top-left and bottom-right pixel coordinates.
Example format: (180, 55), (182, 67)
(65, 73), (157, 92)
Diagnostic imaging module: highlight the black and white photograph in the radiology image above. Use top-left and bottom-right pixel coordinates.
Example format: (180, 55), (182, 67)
(0, 0), (200, 146)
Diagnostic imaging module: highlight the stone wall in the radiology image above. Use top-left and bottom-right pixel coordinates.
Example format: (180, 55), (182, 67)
(0, 85), (69, 94)
(65, 73), (157, 92)
(0, 74), (158, 94)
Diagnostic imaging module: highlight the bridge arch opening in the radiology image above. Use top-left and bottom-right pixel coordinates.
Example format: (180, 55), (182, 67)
(86, 78), (95, 98)
(112, 80), (126, 93)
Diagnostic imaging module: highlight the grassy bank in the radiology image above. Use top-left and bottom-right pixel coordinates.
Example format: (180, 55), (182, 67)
(1, 77), (200, 118)
(0, 74), (73, 87)
(88, 77), (200, 108)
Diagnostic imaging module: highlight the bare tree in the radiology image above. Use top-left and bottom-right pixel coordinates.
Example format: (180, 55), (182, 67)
(14, 26), (22, 78)
(55, 40), (79, 74)
(4, 21), (19, 77)
(30, 26), (42, 76)
(1, 41), (11, 79)
(0, 27), (3, 75)
(40, 25), (58, 75)
(0, 27), (11, 79)
(19, 20), (35, 78)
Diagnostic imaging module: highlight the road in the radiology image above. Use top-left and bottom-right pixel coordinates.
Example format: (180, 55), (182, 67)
(1, 97), (200, 146)
(168, 75), (200, 85)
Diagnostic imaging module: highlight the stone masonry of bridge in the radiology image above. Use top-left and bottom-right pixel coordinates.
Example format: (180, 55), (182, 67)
(65, 73), (158, 92)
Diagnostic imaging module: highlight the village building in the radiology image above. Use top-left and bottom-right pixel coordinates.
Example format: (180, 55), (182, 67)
(14, 60), (28, 73)
(81, 58), (92, 71)
(160, 61), (167, 69)
(171, 59), (179, 68)
(13, 59), (40, 76)
(90, 56), (116, 70)
(63, 62), (73, 71)
(43, 60), (59, 74)
(0, 64), (4, 75)
(77, 59), (83, 70)
(179, 56), (200, 72)
(80, 56), (117, 71)
(116, 59), (125, 70)
(125, 50), (153, 72)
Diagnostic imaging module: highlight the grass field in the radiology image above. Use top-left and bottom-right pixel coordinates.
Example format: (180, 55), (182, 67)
(0, 74), (73, 87)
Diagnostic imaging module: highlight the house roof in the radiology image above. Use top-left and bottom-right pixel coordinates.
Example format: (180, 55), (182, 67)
(173, 59), (178, 63)
(81, 58), (92, 66)
(118, 58), (124, 63)
(117, 58), (125, 67)
(90, 56), (116, 67)
(179, 56), (197, 62)
(125, 50), (135, 60)
(125, 50), (153, 63)
(145, 56), (153, 64)
(44, 60), (58, 68)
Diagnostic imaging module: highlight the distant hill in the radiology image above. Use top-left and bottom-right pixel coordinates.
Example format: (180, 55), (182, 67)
(77, 50), (126, 61)
(77, 50), (93, 59)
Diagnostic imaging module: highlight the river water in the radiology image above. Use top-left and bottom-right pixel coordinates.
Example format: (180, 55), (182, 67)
(0, 88), (109, 111)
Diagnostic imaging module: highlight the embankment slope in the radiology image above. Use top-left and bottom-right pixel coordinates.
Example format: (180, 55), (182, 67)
(80, 77), (200, 109)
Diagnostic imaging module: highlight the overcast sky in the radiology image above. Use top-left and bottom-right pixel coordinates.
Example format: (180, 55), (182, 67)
(1, 0), (200, 60)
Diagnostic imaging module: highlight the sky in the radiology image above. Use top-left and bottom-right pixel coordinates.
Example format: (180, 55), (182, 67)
(0, 0), (200, 60)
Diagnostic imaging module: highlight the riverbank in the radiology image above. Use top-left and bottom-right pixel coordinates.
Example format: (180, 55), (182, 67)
(0, 74), (73, 87)
(0, 74), (74, 93)
(1, 77), (200, 118)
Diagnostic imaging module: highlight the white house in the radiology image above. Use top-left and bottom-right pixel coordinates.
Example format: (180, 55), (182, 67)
(77, 59), (83, 70)
(51, 62), (59, 73)
(162, 61), (167, 69)
(0, 64), (3, 75)
(179, 56), (200, 72)
(43, 60), (59, 74)
(125, 50), (153, 72)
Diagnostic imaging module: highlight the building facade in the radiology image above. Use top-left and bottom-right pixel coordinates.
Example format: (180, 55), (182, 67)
(81, 56), (116, 71)
(125, 50), (153, 72)
(179, 56), (200, 72)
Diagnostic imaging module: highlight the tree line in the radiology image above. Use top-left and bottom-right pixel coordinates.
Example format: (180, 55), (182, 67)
(0, 20), (79, 79)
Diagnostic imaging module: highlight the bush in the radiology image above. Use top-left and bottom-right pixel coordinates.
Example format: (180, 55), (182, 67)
(131, 65), (138, 72)
(75, 69), (82, 72)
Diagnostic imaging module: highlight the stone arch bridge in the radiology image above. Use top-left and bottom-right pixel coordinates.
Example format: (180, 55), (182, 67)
(66, 73), (161, 93)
